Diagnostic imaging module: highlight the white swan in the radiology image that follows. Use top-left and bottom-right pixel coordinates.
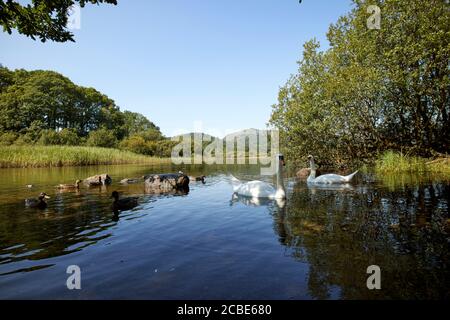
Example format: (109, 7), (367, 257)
(307, 155), (358, 184)
(231, 154), (286, 199)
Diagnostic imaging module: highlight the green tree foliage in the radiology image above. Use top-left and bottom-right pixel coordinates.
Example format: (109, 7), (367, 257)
(270, 0), (450, 166)
(0, 68), (124, 137)
(121, 111), (160, 137)
(0, 66), (173, 157)
(38, 128), (81, 146)
(0, 0), (117, 42)
(86, 128), (118, 148)
(0, 131), (17, 145)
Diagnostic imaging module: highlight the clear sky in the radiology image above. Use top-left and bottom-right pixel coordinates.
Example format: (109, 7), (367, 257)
(0, 0), (353, 137)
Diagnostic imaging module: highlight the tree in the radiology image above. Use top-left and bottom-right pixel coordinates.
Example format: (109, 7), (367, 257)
(86, 128), (117, 148)
(0, 0), (117, 42)
(0, 66), (172, 152)
(121, 111), (160, 138)
(270, 0), (450, 165)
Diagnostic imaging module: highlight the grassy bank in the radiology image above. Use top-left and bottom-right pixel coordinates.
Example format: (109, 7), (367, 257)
(375, 151), (450, 174)
(0, 146), (170, 168)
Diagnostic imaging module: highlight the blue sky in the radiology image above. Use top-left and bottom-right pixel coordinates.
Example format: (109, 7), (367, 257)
(0, 0), (353, 137)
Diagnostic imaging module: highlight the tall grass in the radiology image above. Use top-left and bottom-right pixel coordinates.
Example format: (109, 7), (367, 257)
(0, 146), (170, 168)
(376, 151), (450, 174)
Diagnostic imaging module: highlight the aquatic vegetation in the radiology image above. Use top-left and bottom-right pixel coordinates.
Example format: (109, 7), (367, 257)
(375, 151), (450, 175)
(0, 146), (170, 168)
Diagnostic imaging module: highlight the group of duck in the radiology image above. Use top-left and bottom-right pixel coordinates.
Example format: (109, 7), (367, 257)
(25, 173), (206, 211)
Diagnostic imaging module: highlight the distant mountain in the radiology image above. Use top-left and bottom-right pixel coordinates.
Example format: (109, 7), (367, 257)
(170, 132), (218, 141)
(171, 129), (271, 143)
(223, 128), (271, 142)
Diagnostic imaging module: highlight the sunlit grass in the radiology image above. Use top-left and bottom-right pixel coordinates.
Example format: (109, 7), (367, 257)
(375, 150), (449, 172)
(0, 146), (170, 168)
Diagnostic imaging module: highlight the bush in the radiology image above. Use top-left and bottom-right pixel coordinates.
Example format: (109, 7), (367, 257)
(136, 129), (164, 141)
(86, 128), (118, 148)
(148, 140), (177, 158)
(0, 132), (18, 146)
(14, 134), (35, 145)
(38, 130), (61, 145)
(24, 120), (46, 143)
(119, 135), (152, 155)
(59, 128), (80, 145)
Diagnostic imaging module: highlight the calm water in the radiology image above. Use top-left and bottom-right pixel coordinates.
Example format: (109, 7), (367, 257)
(0, 164), (448, 299)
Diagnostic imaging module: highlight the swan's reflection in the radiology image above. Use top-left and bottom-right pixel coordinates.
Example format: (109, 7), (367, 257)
(230, 193), (286, 208)
(308, 183), (354, 193)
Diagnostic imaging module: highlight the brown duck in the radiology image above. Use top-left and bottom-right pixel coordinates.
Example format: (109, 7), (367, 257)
(57, 180), (82, 190)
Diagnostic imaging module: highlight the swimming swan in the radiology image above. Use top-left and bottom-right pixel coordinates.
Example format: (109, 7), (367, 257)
(307, 155), (358, 184)
(231, 154), (286, 199)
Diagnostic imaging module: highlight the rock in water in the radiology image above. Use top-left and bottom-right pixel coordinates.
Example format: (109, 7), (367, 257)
(144, 173), (190, 192)
(84, 173), (112, 186)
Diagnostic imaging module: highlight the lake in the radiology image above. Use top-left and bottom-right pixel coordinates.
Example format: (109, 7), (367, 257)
(0, 163), (448, 299)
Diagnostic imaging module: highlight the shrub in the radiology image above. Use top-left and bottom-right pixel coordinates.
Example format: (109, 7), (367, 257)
(14, 134), (35, 145)
(148, 139), (177, 157)
(38, 129), (61, 145)
(0, 132), (18, 146)
(119, 135), (152, 155)
(58, 128), (80, 145)
(86, 128), (118, 148)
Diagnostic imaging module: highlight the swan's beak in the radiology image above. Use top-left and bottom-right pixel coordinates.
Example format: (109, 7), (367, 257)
(280, 159), (286, 167)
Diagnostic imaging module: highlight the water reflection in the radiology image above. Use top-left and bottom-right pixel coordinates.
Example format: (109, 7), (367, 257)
(230, 193), (286, 208)
(273, 181), (449, 299)
(0, 164), (448, 299)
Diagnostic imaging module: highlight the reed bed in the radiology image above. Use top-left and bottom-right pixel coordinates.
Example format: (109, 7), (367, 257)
(0, 146), (170, 168)
(375, 151), (450, 174)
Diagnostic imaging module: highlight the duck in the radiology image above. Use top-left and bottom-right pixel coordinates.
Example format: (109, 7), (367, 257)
(111, 191), (139, 211)
(25, 192), (50, 209)
(306, 155), (358, 184)
(84, 174), (112, 186)
(57, 180), (82, 190)
(120, 178), (141, 184)
(177, 171), (205, 183)
(88, 176), (103, 187)
(231, 154), (286, 199)
(189, 175), (206, 183)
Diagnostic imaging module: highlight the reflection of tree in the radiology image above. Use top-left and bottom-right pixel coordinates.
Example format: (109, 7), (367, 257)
(271, 182), (449, 299)
(0, 194), (117, 270)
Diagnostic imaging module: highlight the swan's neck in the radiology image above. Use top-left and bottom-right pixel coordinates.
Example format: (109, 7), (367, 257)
(276, 161), (286, 197)
(309, 158), (316, 179)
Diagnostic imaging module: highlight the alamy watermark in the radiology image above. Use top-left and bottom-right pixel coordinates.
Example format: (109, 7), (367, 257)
(170, 123), (280, 175)
(367, 5), (381, 30)
(66, 265), (81, 290)
(366, 265), (381, 290)
(67, 4), (81, 30)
